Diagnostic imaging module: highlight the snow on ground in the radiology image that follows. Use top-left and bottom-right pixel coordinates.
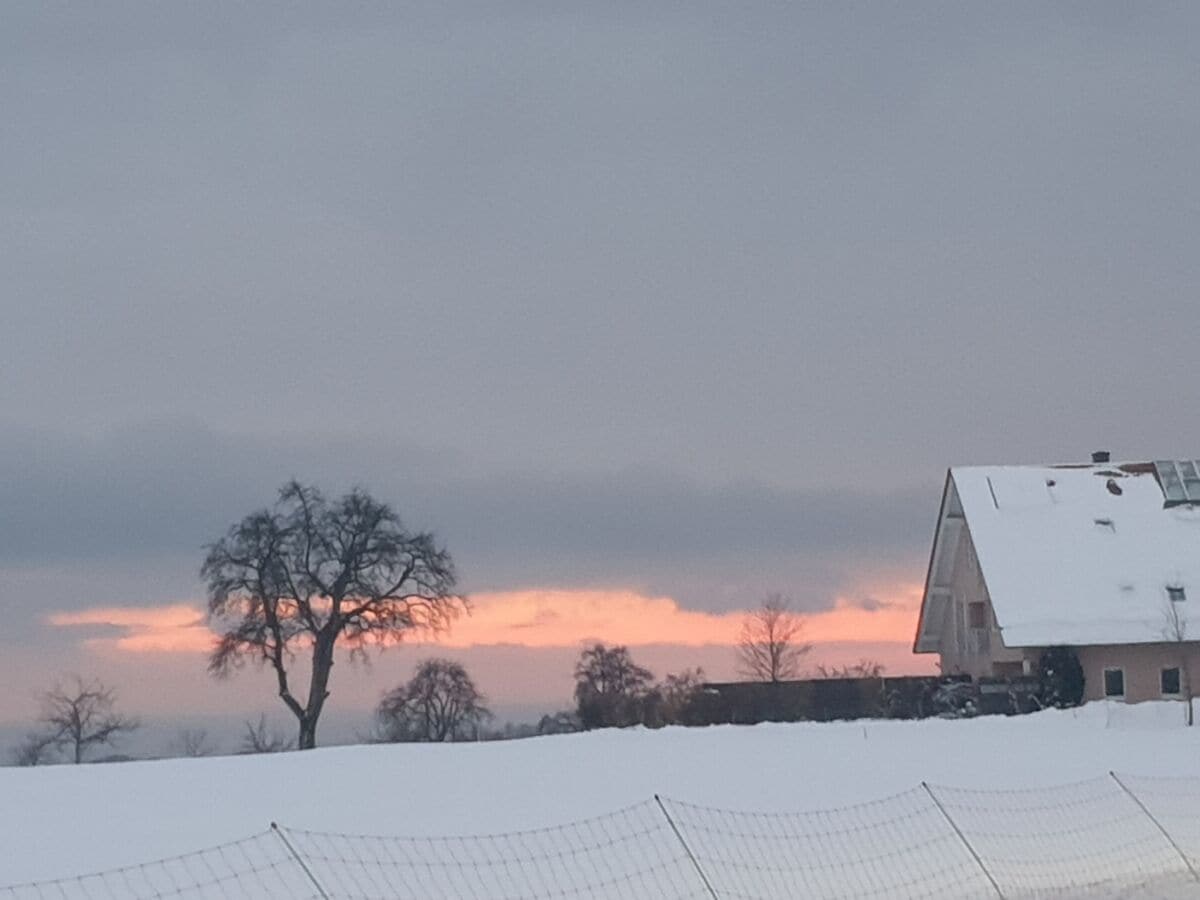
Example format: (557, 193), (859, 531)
(2, 700), (1200, 885)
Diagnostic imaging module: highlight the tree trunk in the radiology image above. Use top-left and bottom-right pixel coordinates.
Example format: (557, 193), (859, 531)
(298, 716), (318, 750)
(298, 632), (335, 749)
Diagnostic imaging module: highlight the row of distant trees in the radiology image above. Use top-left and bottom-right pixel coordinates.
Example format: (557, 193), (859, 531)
(8, 482), (900, 763)
(7, 614), (863, 764)
(9, 678), (296, 764)
(7, 589), (868, 763)
(198, 481), (867, 749)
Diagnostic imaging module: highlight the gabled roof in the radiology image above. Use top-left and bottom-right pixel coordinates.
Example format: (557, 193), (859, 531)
(917, 461), (1200, 650)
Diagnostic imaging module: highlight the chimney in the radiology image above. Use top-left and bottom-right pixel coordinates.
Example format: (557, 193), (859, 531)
(1092, 450), (1111, 464)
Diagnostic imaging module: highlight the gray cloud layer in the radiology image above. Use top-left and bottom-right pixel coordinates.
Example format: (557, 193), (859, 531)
(4, 5), (1200, 656)
(0, 420), (929, 621)
(4, 4), (1199, 492)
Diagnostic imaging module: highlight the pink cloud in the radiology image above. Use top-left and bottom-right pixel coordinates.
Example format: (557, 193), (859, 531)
(28, 586), (934, 724)
(46, 583), (927, 660)
(48, 604), (214, 653)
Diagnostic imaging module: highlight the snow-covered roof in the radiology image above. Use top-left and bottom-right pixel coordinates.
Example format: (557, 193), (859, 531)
(943, 462), (1200, 647)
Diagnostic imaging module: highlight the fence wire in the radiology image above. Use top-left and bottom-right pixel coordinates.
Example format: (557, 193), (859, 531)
(1114, 774), (1200, 877)
(924, 776), (1198, 899)
(0, 831), (319, 900)
(5, 775), (1200, 899)
(277, 801), (710, 900)
(655, 788), (996, 899)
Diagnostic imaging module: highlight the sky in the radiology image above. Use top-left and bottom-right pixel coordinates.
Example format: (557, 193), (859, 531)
(3, 2), (1200, 751)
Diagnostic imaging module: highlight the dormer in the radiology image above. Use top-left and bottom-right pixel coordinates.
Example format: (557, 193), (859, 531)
(1153, 460), (1200, 507)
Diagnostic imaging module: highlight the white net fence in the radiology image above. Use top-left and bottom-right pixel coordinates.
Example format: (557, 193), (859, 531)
(0, 831), (319, 900)
(5, 774), (1200, 899)
(280, 801), (711, 899)
(655, 788), (995, 899)
(1113, 774), (1200, 876)
(924, 776), (1198, 899)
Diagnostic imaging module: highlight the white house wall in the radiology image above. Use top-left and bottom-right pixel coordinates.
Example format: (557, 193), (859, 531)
(939, 512), (1025, 679)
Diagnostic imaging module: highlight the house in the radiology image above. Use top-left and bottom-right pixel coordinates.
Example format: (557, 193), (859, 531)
(914, 454), (1200, 703)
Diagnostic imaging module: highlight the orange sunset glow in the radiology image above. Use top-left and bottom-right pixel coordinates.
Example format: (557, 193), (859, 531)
(47, 584), (930, 675)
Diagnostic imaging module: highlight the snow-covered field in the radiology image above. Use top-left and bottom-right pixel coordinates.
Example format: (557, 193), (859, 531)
(4, 701), (1200, 897)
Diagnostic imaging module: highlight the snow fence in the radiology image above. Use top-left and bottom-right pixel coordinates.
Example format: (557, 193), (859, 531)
(6, 773), (1200, 898)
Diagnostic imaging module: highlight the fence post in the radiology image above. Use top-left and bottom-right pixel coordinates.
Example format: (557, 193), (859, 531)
(653, 795), (720, 900)
(921, 782), (1005, 899)
(1109, 772), (1200, 882)
(271, 822), (332, 900)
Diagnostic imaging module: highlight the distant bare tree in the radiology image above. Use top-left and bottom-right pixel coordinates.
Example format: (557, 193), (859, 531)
(10, 731), (57, 767)
(536, 711), (581, 735)
(239, 714), (294, 754)
(574, 644), (655, 729)
(203, 481), (465, 749)
(815, 659), (886, 679)
(37, 677), (139, 765)
(375, 658), (491, 742)
(659, 668), (706, 724)
(174, 728), (215, 758)
(1162, 596), (1194, 726)
(737, 594), (811, 682)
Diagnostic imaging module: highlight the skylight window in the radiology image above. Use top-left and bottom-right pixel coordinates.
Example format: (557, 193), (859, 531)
(1153, 460), (1200, 505)
(1168, 586), (1187, 604)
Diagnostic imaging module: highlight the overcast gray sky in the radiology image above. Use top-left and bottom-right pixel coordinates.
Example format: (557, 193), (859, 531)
(3, 3), (1199, 732)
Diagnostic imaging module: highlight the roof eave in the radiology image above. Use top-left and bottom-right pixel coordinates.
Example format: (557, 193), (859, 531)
(913, 469), (953, 654)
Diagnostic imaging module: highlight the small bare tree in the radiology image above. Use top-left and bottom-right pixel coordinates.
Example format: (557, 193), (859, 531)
(10, 731), (57, 767)
(239, 714), (294, 754)
(737, 594), (811, 682)
(38, 677), (139, 764)
(815, 659), (885, 679)
(203, 481), (465, 749)
(1162, 596), (1194, 726)
(174, 728), (215, 758)
(658, 668), (706, 725)
(376, 658), (491, 742)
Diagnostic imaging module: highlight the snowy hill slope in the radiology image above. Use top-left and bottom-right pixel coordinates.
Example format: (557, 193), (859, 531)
(2, 701), (1200, 885)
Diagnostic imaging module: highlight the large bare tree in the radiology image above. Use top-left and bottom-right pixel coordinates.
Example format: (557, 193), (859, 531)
(203, 481), (464, 749)
(736, 594), (811, 682)
(375, 658), (491, 742)
(38, 676), (139, 764)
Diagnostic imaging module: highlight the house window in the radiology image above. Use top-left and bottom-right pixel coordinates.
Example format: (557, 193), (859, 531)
(993, 661), (1024, 679)
(1168, 586), (1187, 604)
(1162, 667), (1182, 697)
(968, 601), (987, 629)
(1103, 668), (1125, 699)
